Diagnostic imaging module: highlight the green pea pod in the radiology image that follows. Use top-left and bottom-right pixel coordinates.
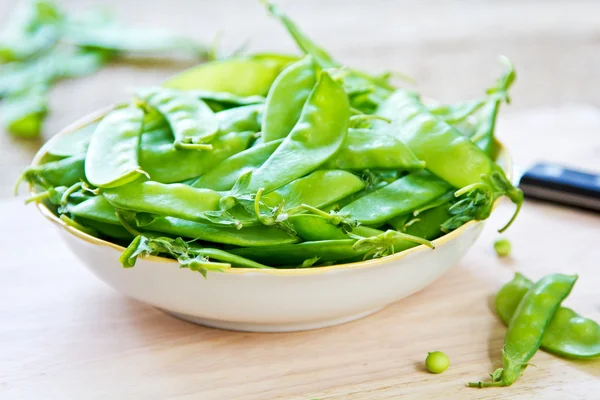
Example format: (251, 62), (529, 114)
(45, 121), (97, 157)
(137, 87), (219, 150)
(375, 89), (523, 232)
(229, 239), (361, 266)
(192, 139), (283, 191)
(289, 214), (382, 241)
(188, 246), (272, 270)
(139, 125), (253, 184)
(245, 70), (350, 193)
(164, 54), (297, 96)
(141, 216), (299, 247)
(102, 181), (222, 223)
(264, 169), (365, 210)
(496, 273), (600, 360)
(215, 104), (263, 134)
(388, 202), (453, 241)
(262, 55), (317, 142)
(85, 105), (147, 188)
(341, 170), (452, 225)
(190, 90), (265, 109)
(469, 274), (578, 388)
(230, 229), (432, 266)
(69, 195), (119, 225)
(76, 217), (133, 241)
(17, 154), (85, 192)
(323, 128), (425, 171)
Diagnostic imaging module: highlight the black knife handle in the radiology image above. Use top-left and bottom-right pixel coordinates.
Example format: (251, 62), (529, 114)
(519, 163), (600, 212)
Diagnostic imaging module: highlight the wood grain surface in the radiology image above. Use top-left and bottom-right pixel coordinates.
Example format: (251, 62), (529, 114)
(1, 1), (599, 399)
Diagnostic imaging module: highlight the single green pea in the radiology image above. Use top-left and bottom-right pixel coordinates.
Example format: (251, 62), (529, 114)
(494, 238), (511, 257)
(425, 351), (449, 374)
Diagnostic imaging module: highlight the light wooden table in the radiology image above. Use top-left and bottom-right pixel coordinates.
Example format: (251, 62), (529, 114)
(1, 1), (599, 399)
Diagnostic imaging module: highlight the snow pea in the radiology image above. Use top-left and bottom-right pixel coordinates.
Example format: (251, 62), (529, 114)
(322, 128), (425, 171)
(192, 139), (282, 191)
(496, 273), (600, 360)
(289, 214), (382, 241)
(265, 169), (365, 210)
(69, 195), (119, 225)
(139, 216), (299, 247)
(262, 55), (317, 142)
(375, 89), (523, 232)
(139, 126), (253, 183)
(85, 105), (147, 188)
(190, 90), (265, 109)
(137, 87), (218, 151)
(76, 217), (133, 241)
(388, 202), (453, 241)
(215, 104), (263, 134)
(164, 54), (297, 96)
(18, 154), (85, 190)
(45, 121), (97, 157)
(244, 70), (350, 194)
(229, 239), (362, 266)
(102, 181), (222, 224)
(341, 170), (452, 225)
(470, 274), (577, 388)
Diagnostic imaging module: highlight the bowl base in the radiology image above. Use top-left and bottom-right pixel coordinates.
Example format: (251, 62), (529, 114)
(162, 307), (384, 333)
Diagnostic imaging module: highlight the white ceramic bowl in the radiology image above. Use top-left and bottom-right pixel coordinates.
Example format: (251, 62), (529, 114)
(32, 111), (511, 332)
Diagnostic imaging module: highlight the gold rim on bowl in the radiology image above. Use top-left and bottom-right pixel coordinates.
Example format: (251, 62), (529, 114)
(32, 108), (513, 276)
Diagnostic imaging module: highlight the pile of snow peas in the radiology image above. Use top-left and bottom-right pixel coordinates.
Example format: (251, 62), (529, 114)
(19, 2), (524, 274)
(1, 0), (209, 138)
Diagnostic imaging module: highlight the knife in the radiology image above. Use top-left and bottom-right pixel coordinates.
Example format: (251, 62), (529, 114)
(514, 163), (600, 212)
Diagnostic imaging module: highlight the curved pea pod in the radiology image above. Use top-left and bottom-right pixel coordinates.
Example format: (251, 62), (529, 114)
(69, 195), (120, 225)
(388, 202), (453, 241)
(139, 126), (254, 183)
(164, 54), (298, 96)
(262, 55), (317, 142)
(245, 70), (350, 193)
(190, 90), (265, 110)
(263, 169), (365, 210)
(188, 246), (272, 270)
(85, 105), (147, 188)
(340, 170), (452, 225)
(45, 121), (97, 157)
(140, 216), (299, 247)
(323, 128), (425, 171)
(17, 155), (85, 191)
(216, 104), (263, 134)
(137, 87), (218, 150)
(102, 181), (222, 223)
(229, 239), (361, 266)
(470, 274), (578, 388)
(289, 214), (382, 241)
(496, 273), (600, 360)
(192, 139), (283, 191)
(375, 89), (523, 232)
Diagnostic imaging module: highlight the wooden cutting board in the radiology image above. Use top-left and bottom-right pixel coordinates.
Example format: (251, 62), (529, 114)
(1, 107), (599, 399)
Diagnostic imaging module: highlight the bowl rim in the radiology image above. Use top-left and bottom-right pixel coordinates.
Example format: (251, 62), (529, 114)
(31, 107), (513, 276)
